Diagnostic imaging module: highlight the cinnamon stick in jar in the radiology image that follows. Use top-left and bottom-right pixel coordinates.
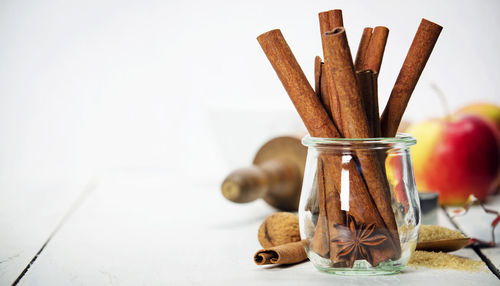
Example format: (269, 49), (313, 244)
(257, 29), (344, 261)
(311, 158), (330, 257)
(257, 29), (339, 138)
(314, 56), (331, 117)
(317, 19), (396, 263)
(314, 56), (322, 99)
(319, 64), (328, 110)
(355, 27), (388, 137)
(380, 19), (442, 137)
(257, 29), (377, 264)
(322, 154), (397, 266)
(356, 70), (380, 137)
(354, 27), (373, 71)
(323, 27), (401, 258)
(362, 26), (389, 74)
(319, 10), (344, 134)
(257, 28), (399, 266)
(323, 27), (370, 137)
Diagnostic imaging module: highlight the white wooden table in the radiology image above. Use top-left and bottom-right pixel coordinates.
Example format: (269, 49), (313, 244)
(1, 170), (499, 285)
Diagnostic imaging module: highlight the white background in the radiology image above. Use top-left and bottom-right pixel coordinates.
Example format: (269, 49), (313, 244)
(0, 0), (499, 183)
(1, 2), (500, 284)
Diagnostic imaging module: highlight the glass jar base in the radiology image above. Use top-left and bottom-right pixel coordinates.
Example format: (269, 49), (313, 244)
(308, 252), (404, 276)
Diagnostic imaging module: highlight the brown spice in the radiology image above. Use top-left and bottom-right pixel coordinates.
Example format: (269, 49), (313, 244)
(254, 240), (308, 265)
(258, 212), (300, 248)
(408, 251), (486, 272)
(331, 213), (387, 267)
(418, 225), (466, 243)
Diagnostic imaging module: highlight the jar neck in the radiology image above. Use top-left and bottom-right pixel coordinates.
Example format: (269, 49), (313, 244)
(302, 133), (416, 151)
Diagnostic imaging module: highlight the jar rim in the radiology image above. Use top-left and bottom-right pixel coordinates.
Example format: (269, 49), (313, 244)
(302, 133), (416, 148)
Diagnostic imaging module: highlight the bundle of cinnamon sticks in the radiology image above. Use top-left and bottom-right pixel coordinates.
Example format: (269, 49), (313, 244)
(257, 10), (442, 267)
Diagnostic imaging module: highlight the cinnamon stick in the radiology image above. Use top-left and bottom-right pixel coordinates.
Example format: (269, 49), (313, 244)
(314, 56), (331, 116)
(314, 56), (322, 99)
(323, 27), (401, 260)
(326, 156), (399, 266)
(354, 27), (373, 71)
(318, 12), (374, 264)
(380, 19), (442, 137)
(355, 27), (388, 137)
(319, 10), (344, 133)
(356, 70), (381, 137)
(257, 29), (339, 138)
(320, 63), (329, 112)
(318, 9), (343, 31)
(362, 26), (389, 73)
(324, 27), (370, 137)
(311, 158), (330, 257)
(258, 29), (344, 262)
(254, 240), (308, 265)
(256, 28), (349, 264)
(315, 152), (393, 266)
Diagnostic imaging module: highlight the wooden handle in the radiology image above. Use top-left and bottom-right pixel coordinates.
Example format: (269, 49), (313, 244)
(221, 135), (306, 211)
(221, 165), (268, 203)
(221, 160), (301, 210)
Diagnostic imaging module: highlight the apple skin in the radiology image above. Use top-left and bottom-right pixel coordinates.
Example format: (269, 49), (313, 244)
(455, 103), (500, 193)
(456, 103), (500, 134)
(407, 115), (500, 205)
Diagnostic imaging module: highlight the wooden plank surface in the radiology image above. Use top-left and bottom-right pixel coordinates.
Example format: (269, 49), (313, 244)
(16, 171), (275, 285)
(0, 178), (90, 285)
(13, 171), (498, 285)
(482, 248), (500, 271)
(444, 194), (500, 275)
(446, 196), (500, 245)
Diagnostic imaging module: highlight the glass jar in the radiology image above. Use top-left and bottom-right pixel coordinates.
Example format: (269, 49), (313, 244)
(299, 134), (420, 275)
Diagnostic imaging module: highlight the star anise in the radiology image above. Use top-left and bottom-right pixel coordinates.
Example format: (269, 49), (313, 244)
(331, 213), (387, 267)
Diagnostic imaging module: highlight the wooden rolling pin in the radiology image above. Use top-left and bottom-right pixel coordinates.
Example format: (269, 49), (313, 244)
(221, 135), (307, 211)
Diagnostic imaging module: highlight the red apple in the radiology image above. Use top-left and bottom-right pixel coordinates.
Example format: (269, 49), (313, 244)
(456, 103), (500, 135)
(407, 115), (500, 205)
(455, 103), (500, 193)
